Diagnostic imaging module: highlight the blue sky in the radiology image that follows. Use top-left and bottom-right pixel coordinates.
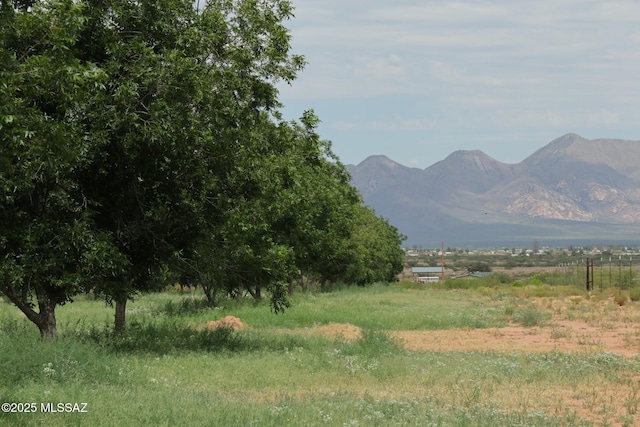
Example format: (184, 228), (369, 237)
(277, 0), (640, 169)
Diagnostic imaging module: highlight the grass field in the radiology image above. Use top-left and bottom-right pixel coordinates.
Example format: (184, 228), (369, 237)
(2, 281), (640, 426)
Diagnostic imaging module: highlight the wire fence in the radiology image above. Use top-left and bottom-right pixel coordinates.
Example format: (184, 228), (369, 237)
(547, 257), (637, 291)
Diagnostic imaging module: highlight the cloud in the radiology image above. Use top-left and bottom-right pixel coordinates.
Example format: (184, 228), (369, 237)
(279, 0), (640, 168)
(331, 116), (437, 132)
(353, 55), (406, 80)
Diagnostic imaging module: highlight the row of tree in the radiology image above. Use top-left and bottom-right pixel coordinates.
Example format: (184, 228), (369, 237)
(0, 0), (405, 339)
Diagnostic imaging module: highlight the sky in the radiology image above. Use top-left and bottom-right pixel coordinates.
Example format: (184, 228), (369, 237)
(276, 0), (640, 169)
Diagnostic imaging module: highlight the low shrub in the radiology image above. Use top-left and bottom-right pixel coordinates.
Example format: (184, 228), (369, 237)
(615, 294), (628, 306)
(513, 306), (550, 327)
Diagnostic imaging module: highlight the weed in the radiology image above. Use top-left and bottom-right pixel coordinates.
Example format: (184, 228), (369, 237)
(504, 305), (515, 317)
(550, 325), (572, 339)
(455, 378), (483, 407)
(514, 306), (550, 327)
(625, 379), (640, 415)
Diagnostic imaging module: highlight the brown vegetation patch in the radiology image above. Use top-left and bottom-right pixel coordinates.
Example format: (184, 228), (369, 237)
(303, 322), (362, 341)
(205, 316), (247, 331)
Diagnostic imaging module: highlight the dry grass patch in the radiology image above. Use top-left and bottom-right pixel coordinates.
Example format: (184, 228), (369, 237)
(299, 322), (362, 341)
(204, 315), (248, 331)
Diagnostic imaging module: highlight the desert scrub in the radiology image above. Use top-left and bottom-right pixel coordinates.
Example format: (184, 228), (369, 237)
(616, 294), (629, 306)
(513, 305), (551, 327)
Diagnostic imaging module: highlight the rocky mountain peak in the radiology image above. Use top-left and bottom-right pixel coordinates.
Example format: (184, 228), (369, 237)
(347, 134), (640, 246)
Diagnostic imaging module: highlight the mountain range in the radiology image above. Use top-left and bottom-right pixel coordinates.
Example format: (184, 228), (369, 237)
(346, 134), (640, 247)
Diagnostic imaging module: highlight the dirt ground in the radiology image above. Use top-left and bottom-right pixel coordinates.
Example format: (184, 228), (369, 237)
(299, 297), (640, 358)
(303, 316), (640, 358)
(301, 298), (640, 427)
(393, 319), (640, 357)
(207, 297), (640, 425)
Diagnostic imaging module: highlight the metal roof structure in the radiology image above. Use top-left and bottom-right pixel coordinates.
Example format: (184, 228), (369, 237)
(410, 267), (443, 274)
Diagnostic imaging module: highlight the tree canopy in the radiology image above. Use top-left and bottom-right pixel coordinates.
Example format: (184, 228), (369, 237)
(0, 0), (406, 339)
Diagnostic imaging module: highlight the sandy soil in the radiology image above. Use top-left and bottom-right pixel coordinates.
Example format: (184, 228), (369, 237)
(301, 298), (640, 426)
(393, 319), (640, 357)
(301, 318), (640, 358)
(303, 316), (640, 426)
(297, 297), (640, 358)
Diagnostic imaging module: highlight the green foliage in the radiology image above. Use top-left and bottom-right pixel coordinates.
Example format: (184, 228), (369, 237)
(0, 0), (127, 337)
(337, 206), (406, 286)
(465, 261), (493, 272)
(0, 0), (408, 339)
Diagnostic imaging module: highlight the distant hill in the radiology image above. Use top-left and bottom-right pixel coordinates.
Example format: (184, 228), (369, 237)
(346, 134), (640, 247)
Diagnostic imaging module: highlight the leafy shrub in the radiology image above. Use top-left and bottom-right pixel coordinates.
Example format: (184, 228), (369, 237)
(465, 262), (492, 272)
(526, 277), (544, 286)
(494, 272), (513, 284)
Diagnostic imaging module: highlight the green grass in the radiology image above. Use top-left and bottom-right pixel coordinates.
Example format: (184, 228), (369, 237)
(1, 284), (640, 426)
(146, 284), (510, 331)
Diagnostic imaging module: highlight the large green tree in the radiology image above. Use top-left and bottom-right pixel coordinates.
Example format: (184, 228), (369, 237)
(0, 0), (127, 338)
(337, 205), (406, 286)
(76, 0), (305, 331)
(0, 0), (304, 335)
(1, 0), (406, 340)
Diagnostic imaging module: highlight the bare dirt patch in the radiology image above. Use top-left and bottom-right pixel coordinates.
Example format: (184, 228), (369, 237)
(294, 299), (640, 357)
(301, 322), (362, 341)
(388, 297), (640, 426)
(392, 319), (640, 357)
(393, 296), (640, 358)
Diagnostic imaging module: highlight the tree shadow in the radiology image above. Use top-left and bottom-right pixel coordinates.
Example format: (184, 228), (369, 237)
(76, 319), (309, 355)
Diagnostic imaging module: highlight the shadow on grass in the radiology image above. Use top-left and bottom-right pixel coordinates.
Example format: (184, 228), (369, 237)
(72, 320), (407, 358)
(161, 297), (214, 316)
(75, 319), (312, 355)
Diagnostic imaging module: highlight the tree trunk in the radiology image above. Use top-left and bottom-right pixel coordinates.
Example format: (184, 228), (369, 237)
(287, 277), (294, 297)
(236, 283), (243, 301)
(300, 270), (307, 293)
(34, 288), (58, 339)
(246, 285), (262, 300)
(114, 297), (127, 334)
(203, 284), (217, 307)
(35, 297), (57, 340)
(1, 288), (57, 339)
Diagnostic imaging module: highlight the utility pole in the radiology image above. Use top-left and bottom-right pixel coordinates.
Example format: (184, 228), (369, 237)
(441, 241), (445, 282)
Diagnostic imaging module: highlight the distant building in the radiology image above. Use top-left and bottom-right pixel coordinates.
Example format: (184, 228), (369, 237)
(411, 266), (444, 283)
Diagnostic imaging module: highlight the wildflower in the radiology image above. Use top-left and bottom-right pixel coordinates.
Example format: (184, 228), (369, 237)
(42, 362), (56, 378)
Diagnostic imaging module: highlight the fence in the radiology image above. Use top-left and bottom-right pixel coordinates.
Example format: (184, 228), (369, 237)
(548, 257), (637, 291)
